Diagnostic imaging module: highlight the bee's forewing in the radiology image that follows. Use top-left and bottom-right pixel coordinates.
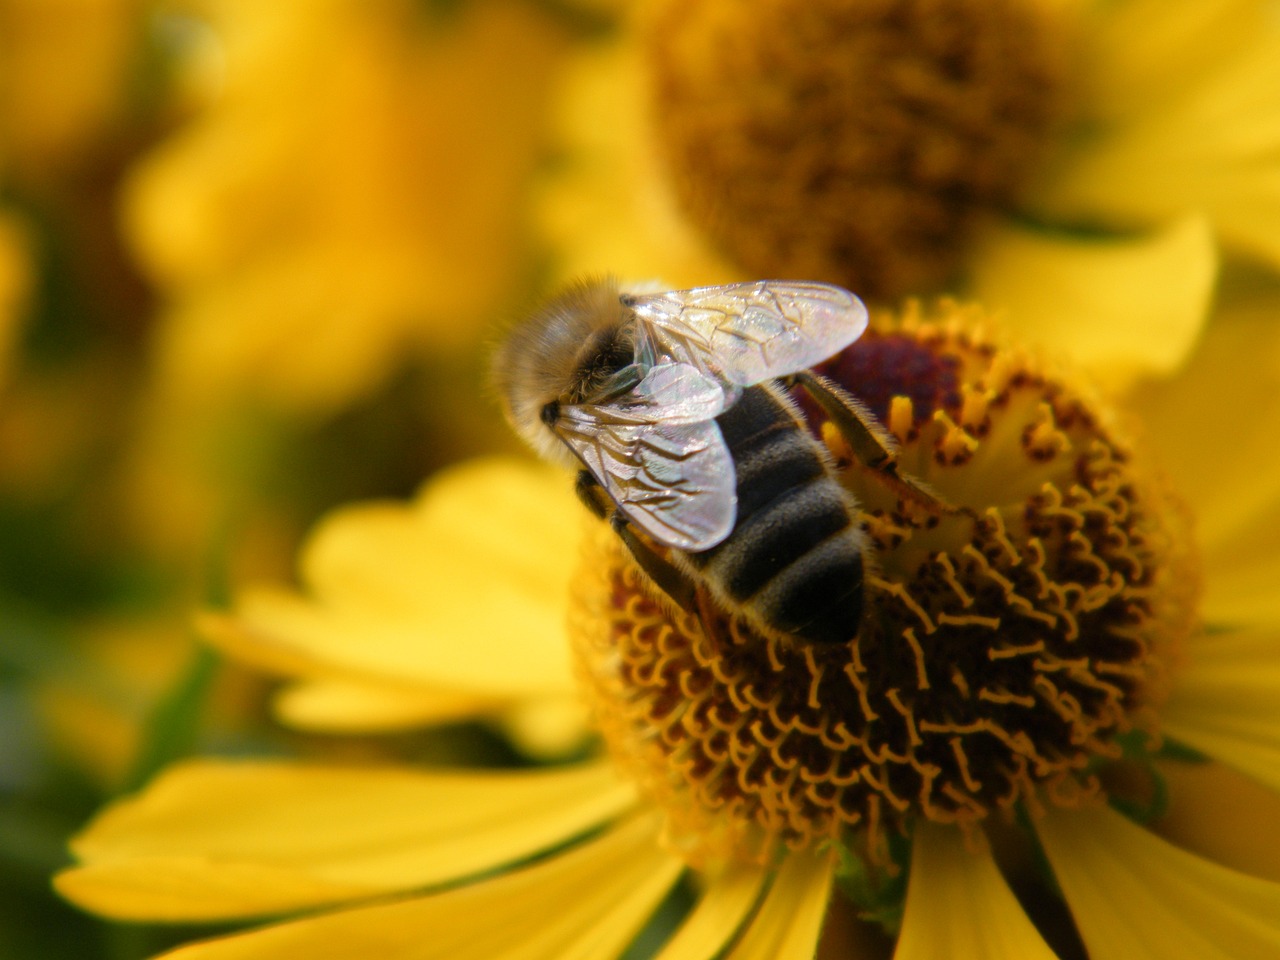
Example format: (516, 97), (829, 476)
(556, 364), (737, 551)
(628, 280), (868, 386)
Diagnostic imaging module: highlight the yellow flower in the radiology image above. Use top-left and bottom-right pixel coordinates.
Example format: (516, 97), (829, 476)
(536, 0), (1280, 371)
(55, 294), (1280, 958)
(128, 0), (569, 416)
(115, 0), (575, 563)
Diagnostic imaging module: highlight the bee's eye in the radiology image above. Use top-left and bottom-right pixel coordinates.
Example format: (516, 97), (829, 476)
(540, 400), (559, 425)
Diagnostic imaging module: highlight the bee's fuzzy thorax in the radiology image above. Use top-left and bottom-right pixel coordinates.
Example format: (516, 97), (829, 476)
(490, 277), (631, 463)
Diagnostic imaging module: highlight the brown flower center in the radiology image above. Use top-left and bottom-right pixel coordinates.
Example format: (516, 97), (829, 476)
(569, 302), (1198, 868)
(641, 0), (1073, 298)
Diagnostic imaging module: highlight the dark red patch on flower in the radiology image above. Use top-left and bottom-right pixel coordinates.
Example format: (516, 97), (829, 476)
(797, 332), (962, 428)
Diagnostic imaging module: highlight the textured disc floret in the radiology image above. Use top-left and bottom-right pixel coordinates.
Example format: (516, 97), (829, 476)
(641, 0), (1071, 298)
(569, 302), (1199, 867)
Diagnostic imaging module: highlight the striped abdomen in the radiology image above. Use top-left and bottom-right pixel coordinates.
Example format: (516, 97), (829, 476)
(683, 383), (864, 645)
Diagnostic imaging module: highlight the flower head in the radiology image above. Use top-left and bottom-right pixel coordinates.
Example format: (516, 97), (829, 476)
(642, 0), (1072, 298)
(56, 295), (1280, 958)
(573, 304), (1197, 873)
(537, 0), (1278, 354)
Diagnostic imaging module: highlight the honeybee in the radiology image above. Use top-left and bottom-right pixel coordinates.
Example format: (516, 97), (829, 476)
(493, 278), (936, 646)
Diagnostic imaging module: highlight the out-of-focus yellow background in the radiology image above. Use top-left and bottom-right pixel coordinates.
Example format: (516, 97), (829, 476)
(0, 2), (619, 955)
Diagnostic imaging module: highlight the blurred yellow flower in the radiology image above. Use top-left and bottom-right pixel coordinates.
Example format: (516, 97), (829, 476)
(56, 294), (1280, 958)
(114, 0), (580, 566)
(128, 0), (569, 415)
(536, 0), (1280, 369)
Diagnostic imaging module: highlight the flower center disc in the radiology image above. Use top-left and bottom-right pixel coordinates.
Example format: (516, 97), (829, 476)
(569, 303), (1199, 867)
(641, 0), (1072, 298)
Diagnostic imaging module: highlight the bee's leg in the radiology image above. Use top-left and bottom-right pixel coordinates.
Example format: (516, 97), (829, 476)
(790, 369), (956, 514)
(574, 469), (613, 520)
(614, 521), (700, 615)
(575, 470), (699, 614)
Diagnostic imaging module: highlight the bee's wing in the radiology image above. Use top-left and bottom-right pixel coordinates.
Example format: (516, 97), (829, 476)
(556, 363), (737, 551)
(626, 280), (867, 386)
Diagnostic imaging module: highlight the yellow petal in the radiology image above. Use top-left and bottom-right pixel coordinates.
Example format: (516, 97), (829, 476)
(723, 849), (834, 960)
(56, 859), (377, 927)
(1157, 760), (1280, 884)
(271, 676), (591, 760)
(1075, 0), (1266, 123)
(1125, 295), (1280, 590)
(1037, 802), (1280, 960)
(56, 759), (637, 921)
(1199, 494), (1280, 626)
(1160, 626), (1280, 793)
(1034, 1), (1280, 265)
(494, 695), (594, 759)
(1034, 0), (1280, 267)
(894, 823), (1057, 960)
(967, 215), (1216, 383)
(272, 678), (490, 733)
(149, 814), (681, 960)
(220, 458), (581, 697)
(655, 864), (768, 960)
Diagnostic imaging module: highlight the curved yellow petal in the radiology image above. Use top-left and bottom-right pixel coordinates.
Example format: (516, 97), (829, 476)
(148, 814), (680, 960)
(1125, 294), (1280, 608)
(56, 759), (637, 921)
(56, 858), (376, 926)
(1157, 760), (1280, 884)
(218, 458), (580, 697)
(272, 678), (491, 733)
(1037, 802), (1280, 960)
(894, 823), (1057, 960)
(967, 215), (1216, 383)
(272, 677), (591, 761)
(723, 849), (834, 960)
(1160, 626), (1280, 793)
(655, 864), (768, 960)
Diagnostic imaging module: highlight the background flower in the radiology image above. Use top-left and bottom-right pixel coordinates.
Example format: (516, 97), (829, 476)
(535, 0), (1280, 366)
(0, 2), (610, 958)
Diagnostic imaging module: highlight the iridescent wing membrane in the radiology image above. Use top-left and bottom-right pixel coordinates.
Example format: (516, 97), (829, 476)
(557, 281), (867, 552)
(556, 363), (735, 550)
(625, 280), (868, 391)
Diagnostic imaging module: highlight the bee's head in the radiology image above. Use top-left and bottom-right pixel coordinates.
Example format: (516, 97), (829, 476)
(490, 277), (634, 464)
